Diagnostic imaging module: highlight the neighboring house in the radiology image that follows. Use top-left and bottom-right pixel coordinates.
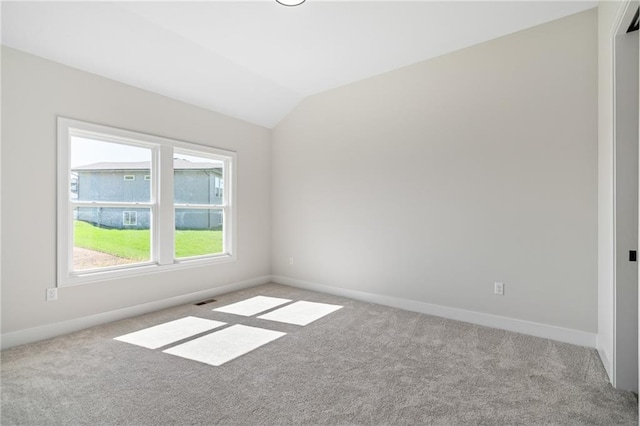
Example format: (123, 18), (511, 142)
(72, 159), (224, 230)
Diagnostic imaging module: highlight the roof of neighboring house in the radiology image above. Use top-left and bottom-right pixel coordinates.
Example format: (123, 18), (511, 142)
(72, 159), (222, 172)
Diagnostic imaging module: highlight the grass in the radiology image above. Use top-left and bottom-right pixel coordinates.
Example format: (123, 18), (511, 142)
(176, 229), (224, 258)
(74, 220), (223, 260)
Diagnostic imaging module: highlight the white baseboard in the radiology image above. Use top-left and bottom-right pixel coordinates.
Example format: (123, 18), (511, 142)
(271, 275), (597, 348)
(3, 274), (599, 351)
(597, 341), (614, 383)
(1, 275), (271, 350)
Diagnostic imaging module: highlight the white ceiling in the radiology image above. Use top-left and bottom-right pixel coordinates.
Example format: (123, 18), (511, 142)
(2, 1), (596, 128)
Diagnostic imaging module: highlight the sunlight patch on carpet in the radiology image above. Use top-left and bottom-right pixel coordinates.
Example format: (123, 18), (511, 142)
(258, 301), (343, 326)
(114, 317), (226, 349)
(163, 324), (286, 366)
(212, 295), (291, 316)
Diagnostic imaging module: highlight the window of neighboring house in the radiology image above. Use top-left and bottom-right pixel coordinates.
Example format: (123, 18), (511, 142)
(70, 177), (78, 200)
(57, 117), (236, 287)
(213, 176), (224, 199)
(123, 211), (138, 226)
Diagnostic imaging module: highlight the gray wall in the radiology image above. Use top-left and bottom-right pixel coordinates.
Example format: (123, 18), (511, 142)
(272, 9), (598, 332)
(1, 46), (271, 334)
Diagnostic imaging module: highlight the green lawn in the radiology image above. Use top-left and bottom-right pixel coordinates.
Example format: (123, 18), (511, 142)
(74, 220), (223, 260)
(176, 228), (224, 258)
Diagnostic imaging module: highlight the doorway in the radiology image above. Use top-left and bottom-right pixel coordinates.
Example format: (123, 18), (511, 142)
(613, 2), (639, 393)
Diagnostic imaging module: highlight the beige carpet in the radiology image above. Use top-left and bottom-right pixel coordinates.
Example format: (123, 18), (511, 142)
(2, 283), (637, 425)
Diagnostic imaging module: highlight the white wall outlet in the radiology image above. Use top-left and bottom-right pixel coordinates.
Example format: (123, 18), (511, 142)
(494, 282), (504, 296)
(289, 257), (294, 265)
(46, 287), (58, 301)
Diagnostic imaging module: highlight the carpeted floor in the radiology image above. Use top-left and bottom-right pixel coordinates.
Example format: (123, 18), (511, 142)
(2, 283), (638, 425)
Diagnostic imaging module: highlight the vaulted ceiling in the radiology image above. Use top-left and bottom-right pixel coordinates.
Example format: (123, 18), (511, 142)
(2, 1), (596, 128)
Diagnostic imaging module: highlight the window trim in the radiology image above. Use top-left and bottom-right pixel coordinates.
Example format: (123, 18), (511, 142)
(57, 117), (237, 287)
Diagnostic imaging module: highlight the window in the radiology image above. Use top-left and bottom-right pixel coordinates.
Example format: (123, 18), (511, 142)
(123, 211), (138, 226)
(70, 176), (78, 200)
(57, 118), (236, 286)
(174, 151), (226, 259)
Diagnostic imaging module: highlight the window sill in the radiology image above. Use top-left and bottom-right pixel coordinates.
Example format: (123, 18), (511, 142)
(58, 253), (236, 288)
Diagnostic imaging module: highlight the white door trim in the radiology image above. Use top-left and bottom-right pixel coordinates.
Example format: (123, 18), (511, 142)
(610, 0), (640, 391)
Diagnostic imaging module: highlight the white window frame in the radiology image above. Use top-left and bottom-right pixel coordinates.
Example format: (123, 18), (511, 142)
(57, 117), (237, 287)
(173, 148), (229, 261)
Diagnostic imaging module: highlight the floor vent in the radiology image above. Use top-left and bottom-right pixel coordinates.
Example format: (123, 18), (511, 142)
(194, 299), (217, 306)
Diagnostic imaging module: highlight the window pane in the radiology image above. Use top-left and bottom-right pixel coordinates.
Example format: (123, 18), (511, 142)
(173, 153), (223, 205)
(175, 208), (223, 258)
(73, 207), (151, 271)
(71, 136), (152, 202)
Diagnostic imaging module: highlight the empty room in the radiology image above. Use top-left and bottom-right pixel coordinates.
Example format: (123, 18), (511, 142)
(1, 0), (639, 424)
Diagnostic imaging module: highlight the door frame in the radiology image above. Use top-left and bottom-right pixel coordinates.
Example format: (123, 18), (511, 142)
(610, 0), (640, 392)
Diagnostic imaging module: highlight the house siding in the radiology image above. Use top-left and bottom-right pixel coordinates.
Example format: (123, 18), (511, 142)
(75, 168), (223, 229)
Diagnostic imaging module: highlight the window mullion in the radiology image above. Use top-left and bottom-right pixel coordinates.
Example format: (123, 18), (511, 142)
(71, 201), (153, 208)
(173, 203), (224, 209)
(157, 145), (175, 265)
(223, 158), (234, 256)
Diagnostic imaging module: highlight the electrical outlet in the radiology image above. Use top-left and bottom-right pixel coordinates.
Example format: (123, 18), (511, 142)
(289, 257), (294, 265)
(494, 282), (504, 296)
(46, 287), (58, 301)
